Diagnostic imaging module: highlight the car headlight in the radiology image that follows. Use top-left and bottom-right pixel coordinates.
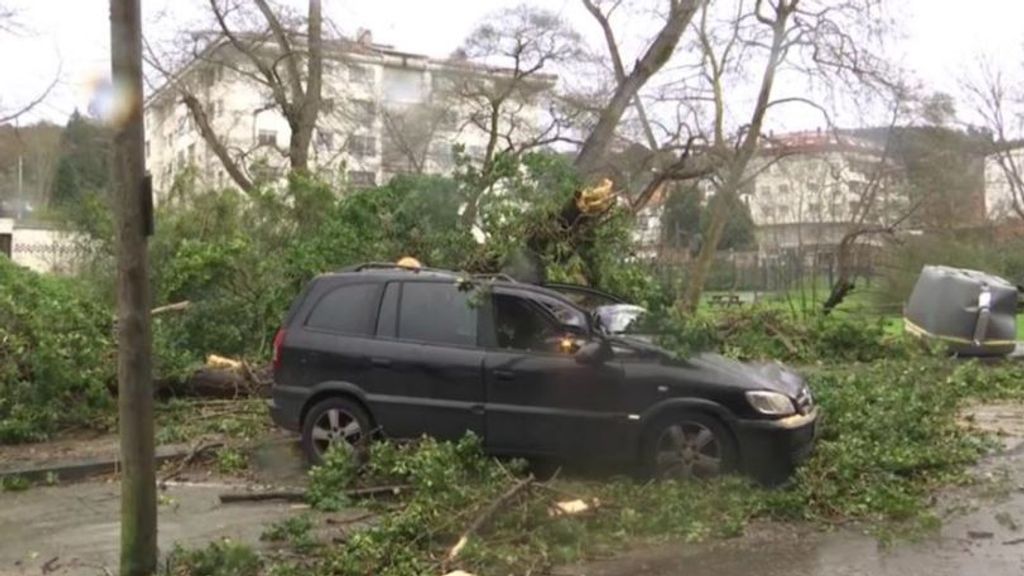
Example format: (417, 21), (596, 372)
(745, 390), (796, 416)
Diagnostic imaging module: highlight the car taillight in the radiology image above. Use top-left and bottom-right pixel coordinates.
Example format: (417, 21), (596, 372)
(272, 327), (287, 372)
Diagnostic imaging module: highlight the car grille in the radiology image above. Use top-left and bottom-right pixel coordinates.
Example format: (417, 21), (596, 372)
(795, 387), (814, 415)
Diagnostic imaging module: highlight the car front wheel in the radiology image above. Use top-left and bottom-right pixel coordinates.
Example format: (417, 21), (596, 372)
(301, 397), (372, 466)
(642, 411), (737, 480)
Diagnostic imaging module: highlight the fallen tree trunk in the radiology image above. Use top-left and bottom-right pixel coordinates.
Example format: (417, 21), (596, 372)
(157, 365), (271, 399)
(218, 484), (411, 504)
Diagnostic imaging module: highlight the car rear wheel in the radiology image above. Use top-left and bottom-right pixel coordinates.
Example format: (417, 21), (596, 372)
(642, 411), (737, 481)
(301, 397), (372, 466)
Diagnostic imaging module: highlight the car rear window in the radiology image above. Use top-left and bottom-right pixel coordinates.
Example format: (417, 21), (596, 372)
(398, 282), (477, 346)
(305, 282), (381, 336)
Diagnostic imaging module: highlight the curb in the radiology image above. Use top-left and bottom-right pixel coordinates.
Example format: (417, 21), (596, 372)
(0, 444), (192, 484)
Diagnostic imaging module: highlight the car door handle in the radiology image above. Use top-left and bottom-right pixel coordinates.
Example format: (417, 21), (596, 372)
(492, 369), (515, 381)
(370, 357), (392, 368)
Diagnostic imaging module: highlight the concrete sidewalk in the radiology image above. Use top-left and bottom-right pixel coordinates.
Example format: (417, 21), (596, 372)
(0, 480), (300, 575)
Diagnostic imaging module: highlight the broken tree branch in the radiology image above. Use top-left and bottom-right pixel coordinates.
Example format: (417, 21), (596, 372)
(218, 484), (412, 504)
(444, 475), (535, 568)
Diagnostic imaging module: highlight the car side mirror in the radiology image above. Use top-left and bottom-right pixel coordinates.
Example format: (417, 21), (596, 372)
(575, 339), (612, 365)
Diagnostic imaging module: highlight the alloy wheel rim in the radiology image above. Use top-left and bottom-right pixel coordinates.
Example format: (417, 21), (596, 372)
(655, 422), (721, 480)
(311, 408), (362, 458)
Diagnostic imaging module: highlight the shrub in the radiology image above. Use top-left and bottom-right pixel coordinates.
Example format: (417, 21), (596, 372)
(654, 304), (915, 363)
(0, 258), (114, 442)
(164, 540), (262, 576)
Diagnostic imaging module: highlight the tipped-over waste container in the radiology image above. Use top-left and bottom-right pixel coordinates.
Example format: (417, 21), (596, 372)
(903, 265), (1018, 356)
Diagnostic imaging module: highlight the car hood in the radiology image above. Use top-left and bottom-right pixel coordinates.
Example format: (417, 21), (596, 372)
(685, 352), (805, 396)
(608, 336), (805, 397)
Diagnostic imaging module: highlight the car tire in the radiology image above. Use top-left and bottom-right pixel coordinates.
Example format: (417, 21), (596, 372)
(301, 396), (373, 467)
(640, 411), (738, 481)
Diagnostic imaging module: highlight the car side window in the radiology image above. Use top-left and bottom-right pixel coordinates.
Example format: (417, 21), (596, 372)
(376, 282), (399, 338)
(398, 282), (477, 346)
(492, 294), (564, 353)
(305, 283), (381, 336)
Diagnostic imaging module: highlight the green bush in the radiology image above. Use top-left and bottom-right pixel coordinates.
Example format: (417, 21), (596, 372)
(0, 258), (114, 442)
(307, 443), (361, 512)
(164, 540), (262, 576)
(654, 304), (915, 363)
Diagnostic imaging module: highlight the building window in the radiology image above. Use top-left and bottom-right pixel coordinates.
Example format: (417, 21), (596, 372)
(316, 130), (335, 151)
(778, 183), (791, 195)
(348, 134), (376, 158)
(807, 202), (821, 215)
(321, 98), (335, 114)
(349, 64), (373, 84)
(762, 205), (776, 219)
(145, 140), (150, 158)
(187, 143), (195, 163)
(351, 99), (376, 127)
(439, 109), (458, 131)
(258, 130), (277, 146)
(348, 170), (376, 187)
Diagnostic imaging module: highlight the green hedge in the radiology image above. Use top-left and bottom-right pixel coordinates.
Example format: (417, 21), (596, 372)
(0, 258), (114, 442)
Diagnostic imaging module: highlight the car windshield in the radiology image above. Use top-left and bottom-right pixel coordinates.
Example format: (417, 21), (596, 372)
(595, 304), (648, 335)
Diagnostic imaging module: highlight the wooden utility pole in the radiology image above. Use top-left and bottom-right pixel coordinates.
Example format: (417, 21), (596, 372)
(110, 0), (157, 574)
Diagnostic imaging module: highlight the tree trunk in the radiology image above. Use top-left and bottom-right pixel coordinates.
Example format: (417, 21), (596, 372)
(288, 0), (323, 174)
(182, 94), (254, 193)
(682, 186), (733, 312)
(679, 4), (792, 312)
(109, 1), (157, 574)
(574, 0), (701, 176)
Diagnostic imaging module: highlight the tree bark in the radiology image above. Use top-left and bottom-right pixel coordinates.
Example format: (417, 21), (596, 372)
(574, 0), (702, 176)
(109, 0), (156, 574)
(682, 2), (792, 313)
(287, 0), (323, 173)
(181, 94), (254, 193)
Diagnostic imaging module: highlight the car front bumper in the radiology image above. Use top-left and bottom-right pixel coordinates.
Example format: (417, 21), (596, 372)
(734, 407), (819, 484)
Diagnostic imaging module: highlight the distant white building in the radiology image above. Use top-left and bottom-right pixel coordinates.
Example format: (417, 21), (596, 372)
(631, 131), (905, 261)
(745, 131), (903, 258)
(144, 31), (555, 199)
(1, 217), (87, 274)
(984, 148), (1024, 222)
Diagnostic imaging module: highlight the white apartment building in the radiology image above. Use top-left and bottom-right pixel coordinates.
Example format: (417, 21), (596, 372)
(984, 148), (1024, 222)
(632, 131), (903, 260)
(144, 31), (554, 198)
(745, 131), (902, 258)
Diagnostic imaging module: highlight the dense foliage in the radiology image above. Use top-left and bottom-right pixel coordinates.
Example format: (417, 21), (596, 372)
(223, 357), (1022, 575)
(0, 258), (113, 442)
(651, 303), (912, 363)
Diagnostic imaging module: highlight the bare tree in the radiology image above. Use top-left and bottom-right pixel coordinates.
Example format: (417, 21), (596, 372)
(574, 0), (705, 176)
(379, 101), (452, 176)
(963, 59), (1024, 221)
(455, 4), (586, 226)
(146, 0), (323, 192)
(617, 0), (898, 312)
(0, 4), (61, 125)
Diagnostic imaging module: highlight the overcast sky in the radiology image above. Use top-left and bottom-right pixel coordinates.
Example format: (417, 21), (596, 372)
(1, 0), (1022, 129)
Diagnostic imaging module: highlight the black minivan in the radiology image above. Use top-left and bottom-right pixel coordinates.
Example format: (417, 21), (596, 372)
(269, 263), (818, 482)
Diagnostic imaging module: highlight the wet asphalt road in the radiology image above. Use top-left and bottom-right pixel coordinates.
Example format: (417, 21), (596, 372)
(558, 402), (1024, 576)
